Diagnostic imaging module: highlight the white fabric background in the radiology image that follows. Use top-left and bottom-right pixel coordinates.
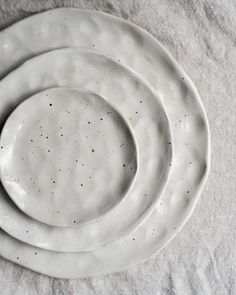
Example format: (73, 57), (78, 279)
(0, 1), (235, 294)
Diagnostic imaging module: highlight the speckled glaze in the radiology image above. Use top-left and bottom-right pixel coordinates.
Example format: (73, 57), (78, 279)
(0, 8), (210, 278)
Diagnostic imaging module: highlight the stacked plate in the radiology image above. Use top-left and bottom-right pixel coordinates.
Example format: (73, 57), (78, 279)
(0, 8), (210, 278)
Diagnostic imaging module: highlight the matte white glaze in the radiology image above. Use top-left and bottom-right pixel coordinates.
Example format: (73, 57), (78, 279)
(0, 8), (210, 278)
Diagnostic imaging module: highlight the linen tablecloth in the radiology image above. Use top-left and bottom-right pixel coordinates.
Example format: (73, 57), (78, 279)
(0, 1), (235, 294)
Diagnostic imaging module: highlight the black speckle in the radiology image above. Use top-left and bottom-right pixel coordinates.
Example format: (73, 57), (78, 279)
(88, 121), (91, 124)
(100, 118), (103, 121)
(81, 184), (83, 187)
(30, 139), (33, 142)
(168, 142), (171, 145)
(187, 190), (190, 194)
(140, 100), (143, 103)
(123, 164), (126, 167)
(0, 146), (3, 149)
(46, 136), (48, 139)
(135, 111), (138, 114)
(17, 257), (19, 260)
(48, 149), (51, 152)
(132, 238), (135, 241)
(73, 221), (76, 224)
(189, 161), (192, 164)
(91, 149), (95, 152)
(60, 134), (63, 137)
(75, 160), (78, 163)
(49, 103), (52, 107)
(34, 252), (37, 255)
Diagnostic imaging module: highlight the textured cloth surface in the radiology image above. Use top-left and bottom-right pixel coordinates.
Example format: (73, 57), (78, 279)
(0, 0), (235, 294)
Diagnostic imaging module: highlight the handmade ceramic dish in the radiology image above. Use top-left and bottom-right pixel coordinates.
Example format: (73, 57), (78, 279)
(0, 87), (138, 227)
(0, 8), (210, 278)
(0, 49), (172, 252)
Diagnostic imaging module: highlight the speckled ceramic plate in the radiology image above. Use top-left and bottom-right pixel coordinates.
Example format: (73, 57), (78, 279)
(0, 87), (138, 227)
(0, 8), (210, 278)
(0, 49), (172, 252)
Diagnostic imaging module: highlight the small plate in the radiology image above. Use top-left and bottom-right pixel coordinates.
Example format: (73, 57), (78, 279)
(0, 88), (138, 227)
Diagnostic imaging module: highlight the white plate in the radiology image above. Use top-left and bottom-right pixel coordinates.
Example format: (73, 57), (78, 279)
(0, 49), (172, 251)
(0, 8), (210, 278)
(0, 87), (138, 227)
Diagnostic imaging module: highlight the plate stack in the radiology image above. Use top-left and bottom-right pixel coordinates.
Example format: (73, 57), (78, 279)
(0, 8), (210, 278)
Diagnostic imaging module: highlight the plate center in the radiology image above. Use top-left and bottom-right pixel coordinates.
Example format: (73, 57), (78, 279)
(0, 88), (137, 227)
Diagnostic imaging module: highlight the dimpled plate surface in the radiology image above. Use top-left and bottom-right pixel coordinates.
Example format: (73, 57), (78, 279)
(0, 88), (138, 227)
(0, 8), (210, 278)
(0, 49), (172, 252)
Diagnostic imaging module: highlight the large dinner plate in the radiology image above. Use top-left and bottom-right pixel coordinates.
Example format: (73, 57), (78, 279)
(0, 8), (210, 278)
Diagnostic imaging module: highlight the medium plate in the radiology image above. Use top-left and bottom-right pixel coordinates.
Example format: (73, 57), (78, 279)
(0, 8), (210, 278)
(0, 49), (172, 251)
